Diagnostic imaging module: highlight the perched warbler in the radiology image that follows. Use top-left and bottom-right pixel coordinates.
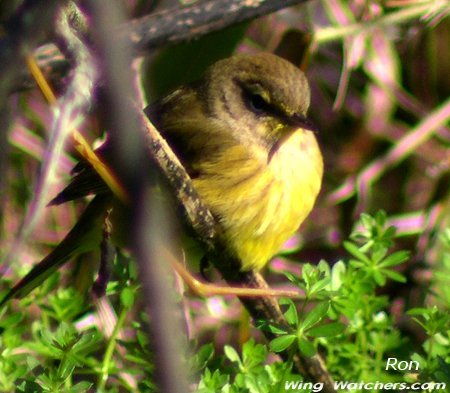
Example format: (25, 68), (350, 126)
(2, 52), (323, 302)
(147, 53), (323, 270)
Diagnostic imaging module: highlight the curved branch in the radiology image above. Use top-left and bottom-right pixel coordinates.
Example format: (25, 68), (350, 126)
(16, 0), (310, 90)
(125, 0), (310, 53)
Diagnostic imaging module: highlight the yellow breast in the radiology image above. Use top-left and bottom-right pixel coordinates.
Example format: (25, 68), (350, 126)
(193, 129), (323, 271)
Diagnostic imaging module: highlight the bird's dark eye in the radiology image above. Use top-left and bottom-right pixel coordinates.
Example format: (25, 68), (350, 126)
(248, 93), (267, 112)
(243, 90), (271, 114)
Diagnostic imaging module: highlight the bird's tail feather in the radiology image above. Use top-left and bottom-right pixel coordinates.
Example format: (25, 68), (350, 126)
(0, 194), (113, 308)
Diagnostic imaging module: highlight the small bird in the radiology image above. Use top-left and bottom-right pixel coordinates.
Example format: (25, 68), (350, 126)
(147, 53), (323, 271)
(2, 52), (323, 303)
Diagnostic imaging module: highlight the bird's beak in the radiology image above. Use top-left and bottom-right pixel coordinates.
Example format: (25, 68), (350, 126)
(289, 113), (317, 133)
(268, 113), (317, 163)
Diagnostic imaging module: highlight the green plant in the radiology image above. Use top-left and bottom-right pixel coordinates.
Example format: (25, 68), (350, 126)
(193, 212), (448, 392)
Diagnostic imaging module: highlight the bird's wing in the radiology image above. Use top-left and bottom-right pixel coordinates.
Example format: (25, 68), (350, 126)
(48, 141), (112, 205)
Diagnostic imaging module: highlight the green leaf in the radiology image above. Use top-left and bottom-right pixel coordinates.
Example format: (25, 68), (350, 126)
(255, 320), (287, 335)
(194, 343), (215, 370)
(361, 213), (375, 231)
(301, 302), (329, 331)
(372, 247), (387, 263)
(283, 272), (303, 288)
(301, 264), (314, 289)
(269, 334), (296, 352)
(120, 286), (135, 309)
(379, 251), (409, 267)
(382, 269), (406, 283)
(70, 382), (94, 392)
(224, 345), (241, 364)
(343, 241), (371, 264)
(310, 277), (331, 296)
(298, 338), (316, 356)
(308, 322), (346, 338)
(0, 311), (23, 328)
(242, 339), (267, 369)
(330, 261), (346, 291)
(15, 380), (43, 393)
(407, 308), (429, 316)
(280, 298), (298, 326)
(374, 211), (388, 227)
(373, 270), (386, 286)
